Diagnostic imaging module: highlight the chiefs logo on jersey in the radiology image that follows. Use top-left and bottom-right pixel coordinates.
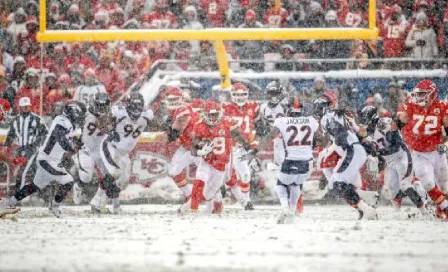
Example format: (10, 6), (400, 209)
(131, 151), (169, 184)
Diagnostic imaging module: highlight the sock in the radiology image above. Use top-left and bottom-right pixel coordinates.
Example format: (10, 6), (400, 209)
(111, 198), (120, 207)
(180, 184), (193, 197)
(288, 184), (301, 214)
(230, 186), (247, 205)
(276, 181), (289, 210)
(404, 188), (423, 208)
(427, 187), (448, 210)
(191, 180), (205, 211)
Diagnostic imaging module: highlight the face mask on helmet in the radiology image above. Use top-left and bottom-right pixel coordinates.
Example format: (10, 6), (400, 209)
(358, 106), (377, 126)
(231, 90), (248, 106)
(94, 100), (110, 115)
(65, 103), (86, 127)
(313, 97), (330, 118)
(127, 99), (144, 119)
(205, 110), (222, 126)
(165, 95), (183, 110)
(412, 91), (433, 106)
(377, 117), (392, 132)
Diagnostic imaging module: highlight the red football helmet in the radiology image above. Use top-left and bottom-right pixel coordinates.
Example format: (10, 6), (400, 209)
(0, 99), (12, 123)
(288, 95), (302, 116)
(231, 83), (249, 107)
(164, 86), (183, 110)
(190, 98), (205, 114)
(412, 79), (437, 106)
(203, 99), (223, 126)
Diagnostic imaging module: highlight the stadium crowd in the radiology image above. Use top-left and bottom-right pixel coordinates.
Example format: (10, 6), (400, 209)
(0, 0), (447, 114)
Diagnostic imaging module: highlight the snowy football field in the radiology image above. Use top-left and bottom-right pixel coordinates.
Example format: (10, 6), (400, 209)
(1, 204), (447, 272)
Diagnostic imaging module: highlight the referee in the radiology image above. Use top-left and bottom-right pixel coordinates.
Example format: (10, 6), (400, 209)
(3, 97), (48, 192)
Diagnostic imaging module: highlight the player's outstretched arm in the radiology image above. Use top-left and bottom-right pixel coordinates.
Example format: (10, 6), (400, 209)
(257, 126), (280, 152)
(230, 128), (252, 151)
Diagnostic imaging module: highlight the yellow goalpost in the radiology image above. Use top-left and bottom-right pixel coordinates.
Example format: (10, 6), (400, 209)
(37, 0), (378, 89)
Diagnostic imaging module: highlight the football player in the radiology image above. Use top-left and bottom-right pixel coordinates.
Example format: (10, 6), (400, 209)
(1, 102), (87, 217)
(397, 79), (448, 219)
(164, 86), (201, 201)
(179, 99), (253, 214)
(72, 92), (113, 204)
(314, 92), (378, 220)
(90, 92), (154, 214)
(222, 83), (259, 210)
(257, 96), (319, 223)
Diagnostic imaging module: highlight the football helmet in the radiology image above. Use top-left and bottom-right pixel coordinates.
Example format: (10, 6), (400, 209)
(93, 92), (111, 115)
(377, 117), (393, 132)
(64, 101), (87, 127)
(412, 79), (437, 107)
(287, 95), (302, 117)
(313, 91), (338, 118)
(203, 99), (223, 127)
(0, 98), (11, 124)
(266, 80), (285, 107)
(126, 92), (145, 120)
(231, 83), (249, 107)
(358, 105), (378, 127)
(165, 86), (183, 110)
(191, 98), (205, 114)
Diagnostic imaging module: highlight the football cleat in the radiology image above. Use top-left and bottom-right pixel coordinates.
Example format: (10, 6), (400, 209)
(277, 209), (294, 224)
(357, 201), (378, 220)
(244, 201), (254, 210)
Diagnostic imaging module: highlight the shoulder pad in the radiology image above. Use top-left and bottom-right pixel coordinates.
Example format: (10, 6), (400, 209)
(142, 109), (154, 120)
(111, 105), (128, 119)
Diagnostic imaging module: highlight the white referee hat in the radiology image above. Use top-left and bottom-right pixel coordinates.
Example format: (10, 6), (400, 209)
(19, 97), (31, 107)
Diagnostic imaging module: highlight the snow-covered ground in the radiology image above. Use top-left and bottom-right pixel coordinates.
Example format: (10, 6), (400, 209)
(1, 204), (447, 272)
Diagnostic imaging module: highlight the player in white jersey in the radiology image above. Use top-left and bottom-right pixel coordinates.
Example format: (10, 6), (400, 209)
(369, 116), (430, 216)
(258, 96), (319, 224)
(1, 102), (87, 217)
(72, 93), (113, 204)
(72, 68), (107, 107)
(90, 92), (154, 213)
(314, 92), (377, 220)
(258, 80), (289, 165)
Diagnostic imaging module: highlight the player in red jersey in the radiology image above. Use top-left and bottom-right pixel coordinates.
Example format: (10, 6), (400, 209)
(179, 99), (253, 214)
(164, 86), (200, 201)
(142, 0), (178, 29)
(379, 5), (409, 58)
(398, 79), (448, 219)
(222, 83), (259, 210)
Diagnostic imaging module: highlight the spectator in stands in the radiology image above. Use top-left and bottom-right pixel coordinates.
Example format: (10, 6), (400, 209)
(7, 8), (28, 48)
(227, 0), (245, 28)
(0, 66), (6, 94)
(96, 49), (125, 100)
(8, 56), (26, 95)
(339, 1), (367, 28)
(43, 73), (58, 95)
(380, 5), (408, 68)
(286, 4), (305, 28)
(199, 0), (226, 28)
(25, 1), (39, 18)
(171, 41), (192, 70)
(48, 2), (61, 27)
(47, 74), (73, 114)
(0, 39), (13, 76)
(275, 44), (302, 71)
(235, 9), (265, 72)
(67, 4), (85, 29)
(321, 10), (350, 70)
(118, 51), (140, 89)
(110, 8), (125, 28)
(191, 41), (218, 71)
(142, 0), (178, 29)
(124, 0), (145, 22)
(26, 46), (59, 76)
(263, 0), (288, 28)
(306, 40), (326, 71)
(63, 43), (95, 76)
(405, 12), (438, 66)
(0, 17), (13, 55)
(183, 6), (204, 54)
(14, 68), (41, 114)
(303, 1), (325, 28)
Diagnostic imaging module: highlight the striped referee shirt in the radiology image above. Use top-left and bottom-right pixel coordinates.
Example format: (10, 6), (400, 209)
(4, 113), (48, 158)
